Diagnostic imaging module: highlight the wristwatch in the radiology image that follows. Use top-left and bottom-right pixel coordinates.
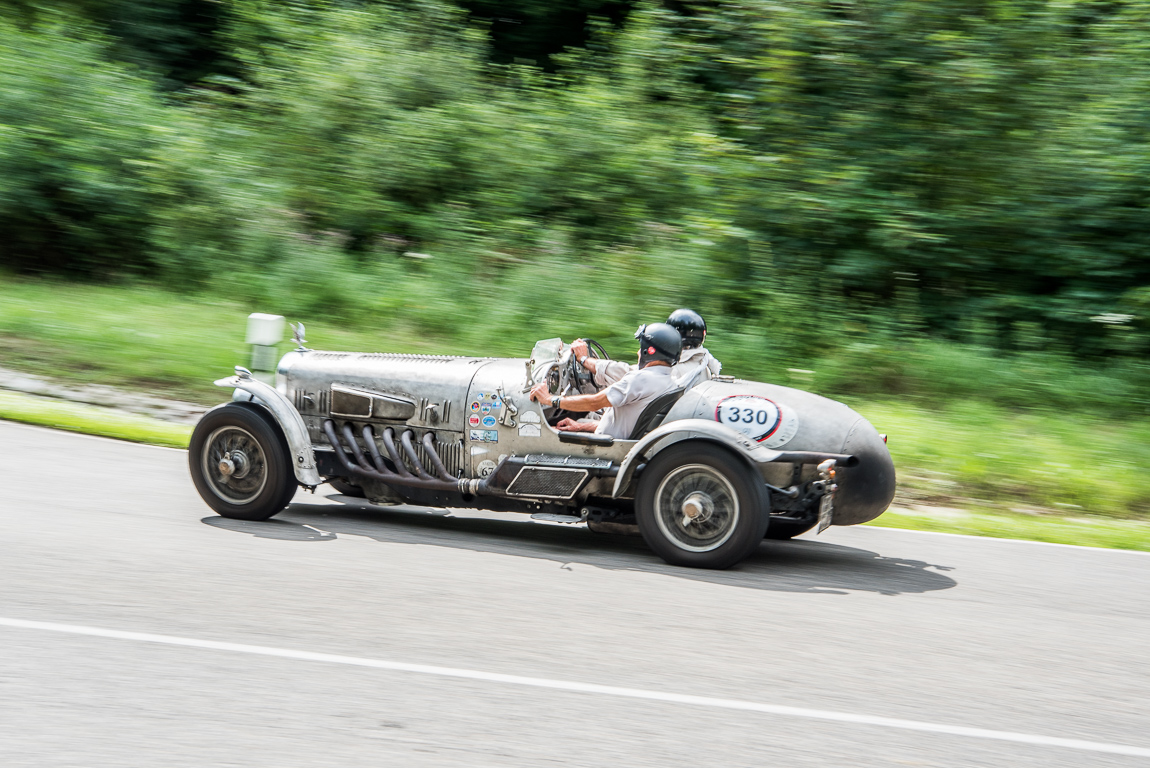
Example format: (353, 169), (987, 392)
(551, 396), (562, 409)
(578, 355), (589, 367)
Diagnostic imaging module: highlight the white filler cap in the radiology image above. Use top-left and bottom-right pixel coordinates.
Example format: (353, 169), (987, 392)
(246, 313), (285, 346)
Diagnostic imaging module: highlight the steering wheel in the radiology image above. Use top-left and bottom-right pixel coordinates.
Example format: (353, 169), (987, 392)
(564, 338), (610, 396)
(539, 339), (610, 426)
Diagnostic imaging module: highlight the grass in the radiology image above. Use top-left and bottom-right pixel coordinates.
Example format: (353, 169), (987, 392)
(0, 276), (443, 404)
(1, 274), (1149, 549)
(852, 400), (1150, 519)
(0, 390), (191, 448)
(868, 507), (1150, 552)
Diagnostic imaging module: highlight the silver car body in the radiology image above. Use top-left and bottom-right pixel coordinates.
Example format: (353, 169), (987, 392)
(217, 347), (895, 528)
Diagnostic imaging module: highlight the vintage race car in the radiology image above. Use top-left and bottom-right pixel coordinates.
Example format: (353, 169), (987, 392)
(188, 326), (895, 569)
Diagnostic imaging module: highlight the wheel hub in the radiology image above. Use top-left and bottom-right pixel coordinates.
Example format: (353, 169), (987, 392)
(681, 491), (714, 527)
(203, 426), (268, 505)
(654, 463), (741, 553)
(218, 450), (250, 479)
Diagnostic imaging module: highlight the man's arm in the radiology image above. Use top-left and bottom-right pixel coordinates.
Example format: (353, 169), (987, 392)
(529, 383), (611, 413)
(590, 359), (632, 387)
(555, 417), (598, 432)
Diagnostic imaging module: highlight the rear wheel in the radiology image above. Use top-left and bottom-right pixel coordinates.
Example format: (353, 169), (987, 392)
(636, 443), (769, 569)
(189, 404), (296, 521)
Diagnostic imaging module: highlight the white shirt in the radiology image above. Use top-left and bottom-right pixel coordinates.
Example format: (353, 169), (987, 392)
(594, 365), (676, 439)
(671, 346), (721, 386)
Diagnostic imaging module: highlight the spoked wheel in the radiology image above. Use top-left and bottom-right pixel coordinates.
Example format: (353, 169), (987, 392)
(636, 443), (770, 569)
(189, 404), (297, 521)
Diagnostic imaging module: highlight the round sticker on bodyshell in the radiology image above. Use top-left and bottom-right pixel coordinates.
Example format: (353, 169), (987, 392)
(714, 395), (799, 447)
(476, 460), (497, 478)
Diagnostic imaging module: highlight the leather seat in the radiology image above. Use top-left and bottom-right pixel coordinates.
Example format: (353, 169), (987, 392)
(628, 387), (686, 440)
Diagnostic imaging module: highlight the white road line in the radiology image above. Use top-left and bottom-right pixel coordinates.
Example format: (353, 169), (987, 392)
(2, 617), (1148, 759)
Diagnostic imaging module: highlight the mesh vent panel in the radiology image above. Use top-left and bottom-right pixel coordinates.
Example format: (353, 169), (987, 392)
(507, 467), (588, 499)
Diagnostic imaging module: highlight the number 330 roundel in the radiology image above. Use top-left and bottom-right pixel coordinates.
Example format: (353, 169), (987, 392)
(714, 395), (799, 447)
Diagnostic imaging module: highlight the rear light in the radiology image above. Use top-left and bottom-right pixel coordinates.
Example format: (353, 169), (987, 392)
(879, 433), (888, 444)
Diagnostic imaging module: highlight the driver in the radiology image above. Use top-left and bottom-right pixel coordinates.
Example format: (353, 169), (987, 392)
(529, 323), (682, 439)
(571, 308), (721, 388)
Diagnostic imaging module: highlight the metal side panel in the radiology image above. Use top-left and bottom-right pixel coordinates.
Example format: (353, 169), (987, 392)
(611, 419), (780, 498)
(277, 349), (494, 432)
(215, 373), (321, 486)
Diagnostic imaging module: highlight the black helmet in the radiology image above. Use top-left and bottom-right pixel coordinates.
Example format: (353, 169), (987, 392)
(635, 322), (682, 367)
(667, 308), (706, 349)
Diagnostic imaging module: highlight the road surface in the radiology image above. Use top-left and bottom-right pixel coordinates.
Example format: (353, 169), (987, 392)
(1, 421), (1148, 766)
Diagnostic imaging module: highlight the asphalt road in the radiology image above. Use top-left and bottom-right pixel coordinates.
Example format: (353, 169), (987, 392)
(2, 420), (1148, 767)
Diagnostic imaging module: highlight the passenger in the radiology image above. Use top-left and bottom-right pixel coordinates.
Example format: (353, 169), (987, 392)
(530, 323), (682, 439)
(665, 308), (721, 386)
(570, 308), (721, 388)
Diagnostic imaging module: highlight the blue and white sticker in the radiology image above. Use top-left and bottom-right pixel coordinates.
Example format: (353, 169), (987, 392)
(481, 415), (497, 428)
(469, 429), (499, 443)
(714, 395), (799, 447)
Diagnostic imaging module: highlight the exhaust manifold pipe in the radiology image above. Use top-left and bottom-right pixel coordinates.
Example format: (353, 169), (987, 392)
(323, 419), (483, 494)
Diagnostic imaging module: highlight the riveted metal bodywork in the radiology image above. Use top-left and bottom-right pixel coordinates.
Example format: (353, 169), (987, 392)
(204, 346), (894, 529)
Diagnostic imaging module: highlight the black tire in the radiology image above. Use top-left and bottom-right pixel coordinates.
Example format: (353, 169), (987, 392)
(636, 442), (770, 569)
(329, 477), (366, 498)
(764, 517), (817, 540)
(189, 404), (296, 521)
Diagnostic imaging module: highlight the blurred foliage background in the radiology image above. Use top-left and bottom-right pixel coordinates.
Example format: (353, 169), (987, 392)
(2, 0), (1150, 522)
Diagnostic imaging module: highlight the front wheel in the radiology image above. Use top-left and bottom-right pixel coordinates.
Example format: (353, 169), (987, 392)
(189, 404), (296, 521)
(636, 443), (770, 569)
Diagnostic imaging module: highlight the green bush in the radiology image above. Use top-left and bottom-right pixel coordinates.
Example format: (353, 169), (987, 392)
(0, 18), (166, 274)
(1, 0), (1149, 363)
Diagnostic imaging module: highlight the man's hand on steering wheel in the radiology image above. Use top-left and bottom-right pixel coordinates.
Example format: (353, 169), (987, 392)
(568, 338), (602, 393)
(571, 339), (592, 370)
